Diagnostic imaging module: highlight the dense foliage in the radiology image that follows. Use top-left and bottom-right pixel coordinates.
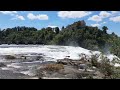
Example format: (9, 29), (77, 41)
(0, 20), (120, 58)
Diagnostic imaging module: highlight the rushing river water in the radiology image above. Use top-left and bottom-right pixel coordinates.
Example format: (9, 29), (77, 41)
(0, 45), (119, 78)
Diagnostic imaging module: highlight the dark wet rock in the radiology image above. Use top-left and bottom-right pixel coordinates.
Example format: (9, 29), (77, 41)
(36, 56), (44, 61)
(57, 58), (75, 65)
(4, 55), (16, 60)
(66, 56), (70, 58)
(79, 64), (87, 69)
(0, 63), (6, 67)
(15, 54), (45, 62)
(57, 58), (84, 67)
(20, 56), (26, 60)
(38, 53), (45, 56)
(31, 53), (38, 55)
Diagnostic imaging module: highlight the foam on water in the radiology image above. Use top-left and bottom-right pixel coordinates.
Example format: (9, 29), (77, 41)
(1, 67), (13, 70)
(7, 63), (22, 69)
(0, 45), (118, 61)
(0, 44), (120, 77)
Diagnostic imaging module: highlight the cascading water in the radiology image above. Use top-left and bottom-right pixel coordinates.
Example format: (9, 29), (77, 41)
(0, 44), (119, 77)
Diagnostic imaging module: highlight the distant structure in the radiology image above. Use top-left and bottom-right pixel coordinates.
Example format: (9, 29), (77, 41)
(66, 20), (86, 30)
(80, 20), (86, 27)
(75, 20), (86, 27)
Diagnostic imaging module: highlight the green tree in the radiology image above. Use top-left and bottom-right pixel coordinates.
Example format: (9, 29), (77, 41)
(102, 26), (108, 34)
(55, 27), (60, 34)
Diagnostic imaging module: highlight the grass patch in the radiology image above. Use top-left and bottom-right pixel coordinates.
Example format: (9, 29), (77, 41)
(44, 63), (64, 72)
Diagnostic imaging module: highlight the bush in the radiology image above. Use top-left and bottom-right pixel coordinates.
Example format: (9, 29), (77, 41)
(99, 56), (114, 78)
(90, 54), (100, 68)
(43, 63), (64, 72)
(36, 69), (44, 79)
(5, 55), (16, 59)
(90, 54), (115, 78)
(111, 67), (120, 79)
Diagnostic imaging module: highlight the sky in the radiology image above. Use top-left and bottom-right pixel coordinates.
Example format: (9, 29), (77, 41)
(0, 11), (120, 36)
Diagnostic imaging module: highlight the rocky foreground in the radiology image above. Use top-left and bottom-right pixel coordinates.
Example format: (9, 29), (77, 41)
(0, 53), (120, 79)
(35, 55), (120, 79)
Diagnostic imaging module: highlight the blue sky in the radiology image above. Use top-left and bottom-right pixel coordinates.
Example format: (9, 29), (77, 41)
(0, 11), (120, 36)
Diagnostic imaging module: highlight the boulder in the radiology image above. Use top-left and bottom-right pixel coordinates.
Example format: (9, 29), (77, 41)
(79, 64), (87, 69)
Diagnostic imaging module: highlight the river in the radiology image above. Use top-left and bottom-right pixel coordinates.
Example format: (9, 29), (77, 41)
(0, 44), (118, 79)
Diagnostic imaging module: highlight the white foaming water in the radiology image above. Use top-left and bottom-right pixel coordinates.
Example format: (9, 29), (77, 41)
(0, 45), (118, 61)
(7, 63), (22, 69)
(0, 44), (120, 76)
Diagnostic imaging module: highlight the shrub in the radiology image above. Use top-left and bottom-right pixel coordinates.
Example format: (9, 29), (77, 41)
(36, 64), (64, 79)
(36, 69), (44, 79)
(90, 54), (115, 79)
(5, 55), (16, 59)
(90, 54), (100, 68)
(99, 56), (114, 78)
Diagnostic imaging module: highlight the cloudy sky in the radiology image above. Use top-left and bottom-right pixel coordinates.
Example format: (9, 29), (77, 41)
(0, 11), (120, 36)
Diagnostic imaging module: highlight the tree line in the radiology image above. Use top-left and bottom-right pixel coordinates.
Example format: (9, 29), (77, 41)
(0, 20), (120, 58)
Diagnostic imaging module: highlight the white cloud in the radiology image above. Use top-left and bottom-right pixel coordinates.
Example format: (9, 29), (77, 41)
(111, 11), (119, 14)
(107, 30), (113, 34)
(91, 23), (101, 27)
(27, 13), (48, 20)
(103, 22), (106, 24)
(58, 11), (92, 19)
(47, 25), (57, 28)
(99, 11), (111, 18)
(12, 11), (17, 13)
(0, 11), (24, 21)
(101, 22), (106, 24)
(110, 11), (120, 17)
(91, 21), (106, 27)
(88, 11), (111, 22)
(16, 15), (25, 20)
(109, 16), (120, 22)
(11, 15), (25, 20)
(0, 11), (17, 15)
(88, 15), (102, 22)
(27, 13), (35, 20)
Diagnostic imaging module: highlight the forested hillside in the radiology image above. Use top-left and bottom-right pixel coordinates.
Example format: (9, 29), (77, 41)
(0, 20), (120, 58)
